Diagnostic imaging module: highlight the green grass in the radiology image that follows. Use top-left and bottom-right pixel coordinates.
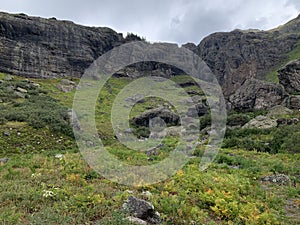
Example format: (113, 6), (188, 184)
(0, 147), (299, 224)
(33, 77), (79, 108)
(0, 78), (73, 136)
(0, 73), (299, 224)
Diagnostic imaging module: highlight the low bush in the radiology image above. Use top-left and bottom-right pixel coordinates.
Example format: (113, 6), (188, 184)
(0, 80), (73, 136)
(226, 113), (250, 126)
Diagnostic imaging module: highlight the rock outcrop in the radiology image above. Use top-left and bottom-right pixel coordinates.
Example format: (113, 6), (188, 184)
(113, 61), (185, 78)
(229, 79), (287, 111)
(0, 12), (123, 78)
(285, 95), (300, 109)
(123, 196), (160, 224)
(278, 59), (300, 94)
(193, 15), (300, 97)
(261, 174), (291, 186)
(131, 107), (180, 127)
(242, 115), (277, 129)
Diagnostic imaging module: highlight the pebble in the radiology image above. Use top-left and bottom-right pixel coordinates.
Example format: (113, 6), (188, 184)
(0, 158), (9, 164)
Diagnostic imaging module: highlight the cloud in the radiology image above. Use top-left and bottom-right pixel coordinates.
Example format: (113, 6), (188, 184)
(160, 1), (241, 44)
(286, 0), (300, 10)
(0, 0), (299, 44)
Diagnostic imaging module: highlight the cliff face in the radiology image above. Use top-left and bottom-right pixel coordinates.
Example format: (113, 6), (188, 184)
(193, 16), (300, 97)
(278, 59), (300, 94)
(278, 59), (300, 109)
(0, 12), (124, 78)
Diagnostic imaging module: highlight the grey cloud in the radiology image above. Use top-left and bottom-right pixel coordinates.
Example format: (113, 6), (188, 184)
(286, 0), (300, 10)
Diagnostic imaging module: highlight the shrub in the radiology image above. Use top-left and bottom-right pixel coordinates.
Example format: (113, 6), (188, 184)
(270, 124), (300, 153)
(132, 126), (150, 138)
(226, 113), (250, 126)
(0, 81), (73, 137)
(199, 114), (211, 130)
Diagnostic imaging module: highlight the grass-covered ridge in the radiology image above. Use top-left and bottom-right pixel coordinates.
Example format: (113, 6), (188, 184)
(0, 73), (299, 224)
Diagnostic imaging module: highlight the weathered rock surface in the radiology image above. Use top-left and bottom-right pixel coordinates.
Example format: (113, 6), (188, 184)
(127, 216), (148, 225)
(193, 15), (300, 97)
(276, 117), (299, 126)
(0, 12), (123, 78)
(267, 105), (293, 117)
(56, 79), (77, 92)
(229, 79), (287, 111)
(0, 157), (9, 164)
(285, 95), (300, 109)
(114, 61), (185, 78)
(261, 174), (291, 186)
(3, 131), (10, 136)
(131, 107), (180, 127)
(123, 196), (160, 224)
(278, 59), (300, 94)
(242, 115), (277, 129)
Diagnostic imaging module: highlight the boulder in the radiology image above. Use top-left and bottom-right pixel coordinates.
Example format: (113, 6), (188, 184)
(276, 118), (299, 126)
(127, 216), (147, 225)
(285, 95), (300, 109)
(123, 196), (160, 224)
(278, 59), (300, 94)
(14, 91), (25, 98)
(261, 174), (291, 186)
(187, 103), (208, 117)
(56, 79), (77, 93)
(60, 79), (76, 86)
(56, 84), (75, 93)
(0, 157), (9, 164)
(16, 87), (27, 93)
(68, 109), (81, 131)
(131, 107), (180, 127)
(242, 115), (277, 129)
(3, 131), (10, 136)
(267, 105), (293, 117)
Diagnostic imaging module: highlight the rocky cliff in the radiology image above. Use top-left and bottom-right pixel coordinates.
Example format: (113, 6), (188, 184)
(278, 59), (300, 94)
(191, 15), (300, 97)
(278, 59), (300, 109)
(0, 12), (124, 78)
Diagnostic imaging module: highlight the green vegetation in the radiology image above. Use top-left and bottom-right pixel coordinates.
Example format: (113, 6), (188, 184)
(223, 109), (300, 154)
(0, 78), (73, 136)
(223, 125), (300, 154)
(0, 74), (299, 224)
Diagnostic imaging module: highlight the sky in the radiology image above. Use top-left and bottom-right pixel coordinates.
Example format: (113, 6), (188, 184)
(0, 0), (299, 45)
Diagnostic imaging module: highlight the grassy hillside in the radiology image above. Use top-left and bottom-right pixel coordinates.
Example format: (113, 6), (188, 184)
(0, 73), (299, 224)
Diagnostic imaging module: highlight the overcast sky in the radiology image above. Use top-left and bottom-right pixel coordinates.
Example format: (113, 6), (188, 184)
(0, 0), (299, 44)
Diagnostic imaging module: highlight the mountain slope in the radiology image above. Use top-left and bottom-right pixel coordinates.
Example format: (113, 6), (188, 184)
(0, 11), (300, 110)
